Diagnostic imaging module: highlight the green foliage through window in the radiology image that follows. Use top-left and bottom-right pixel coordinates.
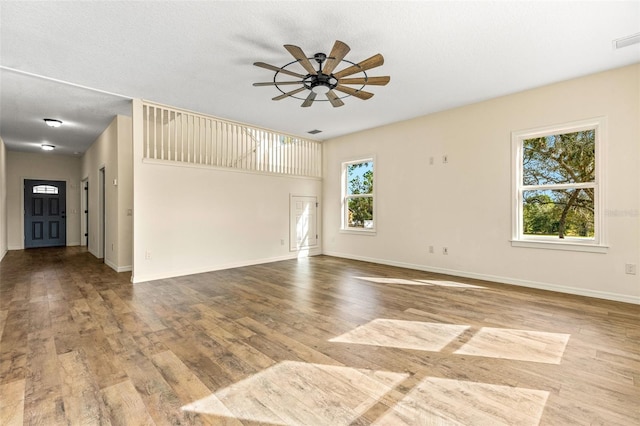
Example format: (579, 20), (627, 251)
(522, 129), (595, 239)
(345, 160), (374, 229)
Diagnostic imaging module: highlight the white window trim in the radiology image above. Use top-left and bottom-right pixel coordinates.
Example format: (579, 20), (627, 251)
(341, 156), (376, 234)
(511, 117), (608, 253)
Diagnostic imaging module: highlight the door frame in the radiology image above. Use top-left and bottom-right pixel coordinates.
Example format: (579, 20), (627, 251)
(98, 166), (106, 260)
(81, 177), (89, 247)
(289, 194), (319, 252)
(20, 176), (69, 249)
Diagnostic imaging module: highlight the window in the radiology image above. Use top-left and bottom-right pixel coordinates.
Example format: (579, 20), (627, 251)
(342, 158), (375, 232)
(32, 185), (59, 194)
(512, 118), (606, 252)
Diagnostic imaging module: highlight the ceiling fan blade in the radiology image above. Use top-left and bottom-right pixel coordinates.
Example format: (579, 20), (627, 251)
(301, 91), (317, 107)
(272, 87), (307, 101)
(338, 76), (390, 86)
(334, 85), (374, 100)
(284, 44), (317, 75)
(326, 90), (344, 107)
(253, 81), (304, 87)
(332, 54), (385, 79)
(322, 40), (350, 75)
(254, 62), (306, 79)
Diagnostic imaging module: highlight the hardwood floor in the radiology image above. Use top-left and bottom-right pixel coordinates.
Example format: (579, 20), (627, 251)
(0, 247), (638, 425)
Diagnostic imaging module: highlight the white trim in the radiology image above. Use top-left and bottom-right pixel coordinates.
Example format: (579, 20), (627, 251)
(339, 228), (377, 236)
(131, 250), (321, 284)
(0, 248), (6, 262)
(0, 66), (133, 100)
(105, 258), (132, 273)
(511, 117), (606, 249)
(510, 239), (608, 253)
(322, 251), (639, 305)
(142, 158), (322, 181)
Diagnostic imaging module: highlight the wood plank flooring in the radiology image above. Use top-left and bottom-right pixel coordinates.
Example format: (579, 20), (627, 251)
(0, 247), (638, 425)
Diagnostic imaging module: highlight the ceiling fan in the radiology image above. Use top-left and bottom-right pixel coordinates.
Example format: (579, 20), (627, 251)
(253, 40), (390, 107)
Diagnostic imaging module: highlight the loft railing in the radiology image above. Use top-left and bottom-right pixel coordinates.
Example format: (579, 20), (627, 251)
(142, 101), (322, 178)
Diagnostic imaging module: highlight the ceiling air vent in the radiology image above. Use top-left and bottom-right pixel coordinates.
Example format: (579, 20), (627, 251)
(613, 33), (640, 50)
(308, 129), (322, 135)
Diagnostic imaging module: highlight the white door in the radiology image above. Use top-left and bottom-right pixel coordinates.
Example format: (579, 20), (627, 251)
(290, 196), (318, 251)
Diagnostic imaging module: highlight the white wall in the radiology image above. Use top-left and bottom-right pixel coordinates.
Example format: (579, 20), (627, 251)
(131, 100), (322, 283)
(6, 151), (82, 249)
(81, 114), (133, 272)
(117, 117), (133, 269)
(323, 64), (640, 304)
(132, 161), (322, 283)
(0, 137), (7, 261)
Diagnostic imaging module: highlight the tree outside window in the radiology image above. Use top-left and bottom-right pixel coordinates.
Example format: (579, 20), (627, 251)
(513, 118), (604, 250)
(522, 130), (595, 238)
(343, 159), (374, 230)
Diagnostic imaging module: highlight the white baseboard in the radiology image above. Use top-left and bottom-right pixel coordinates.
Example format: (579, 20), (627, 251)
(0, 248), (6, 263)
(104, 258), (132, 273)
(131, 250), (321, 284)
(322, 251), (640, 305)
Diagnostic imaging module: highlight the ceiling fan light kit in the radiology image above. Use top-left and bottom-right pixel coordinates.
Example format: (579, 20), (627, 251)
(253, 40), (390, 107)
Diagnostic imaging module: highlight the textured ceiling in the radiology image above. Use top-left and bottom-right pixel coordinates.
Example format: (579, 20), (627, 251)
(1, 1), (638, 156)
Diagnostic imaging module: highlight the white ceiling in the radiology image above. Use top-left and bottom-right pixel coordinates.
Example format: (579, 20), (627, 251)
(1, 1), (638, 156)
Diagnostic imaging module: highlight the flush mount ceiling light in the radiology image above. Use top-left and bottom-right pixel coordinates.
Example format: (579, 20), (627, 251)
(41, 144), (55, 151)
(253, 40), (390, 107)
(44, 118), (63, 127)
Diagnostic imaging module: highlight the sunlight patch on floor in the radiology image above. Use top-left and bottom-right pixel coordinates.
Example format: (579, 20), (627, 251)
(414, 279), (486, 289)
(454, 327), (571, 364)
(181, 361), (408, 425)
(355, 277), (421, 285)
(355, 276), (485, 288)
(374, 376), (549, 426)
(329, 319), (470, 352)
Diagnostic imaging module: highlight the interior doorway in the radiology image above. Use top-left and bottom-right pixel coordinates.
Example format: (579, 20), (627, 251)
(290, 195), (318, 251)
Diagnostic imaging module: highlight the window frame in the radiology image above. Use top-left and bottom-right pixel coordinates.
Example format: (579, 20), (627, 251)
(511, 117), (607, 253)
(341, 156), (376, 234)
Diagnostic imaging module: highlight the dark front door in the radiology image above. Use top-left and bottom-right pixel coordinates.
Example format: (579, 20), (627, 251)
(24, 179), (67, 248)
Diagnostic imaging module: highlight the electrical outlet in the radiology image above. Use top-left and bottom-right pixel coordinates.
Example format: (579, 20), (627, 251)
(145, 250), (152, 260)
(429, 245), (434, 254)
(442, 247), (448, 255)
(625, 264), (637, 275)
(280, 239), (285, 246)
(442, 155), (449, 164)
(429, 157), (434, 165)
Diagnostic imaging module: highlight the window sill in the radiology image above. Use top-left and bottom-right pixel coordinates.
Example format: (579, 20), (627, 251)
(340, 228), (377, 236)
(511, 239), (608, 254)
